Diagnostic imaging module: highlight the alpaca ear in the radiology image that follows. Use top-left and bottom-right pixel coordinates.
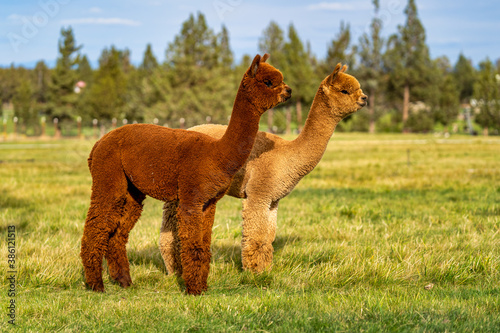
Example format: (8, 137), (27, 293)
(247, 54), (262, 78)
(341, 64), (348, 73)
(261, 53), (270, 63)
(328, 63), (343, 84)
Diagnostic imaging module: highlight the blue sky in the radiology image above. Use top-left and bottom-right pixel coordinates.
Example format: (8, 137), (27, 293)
(1, 0), (499, 68)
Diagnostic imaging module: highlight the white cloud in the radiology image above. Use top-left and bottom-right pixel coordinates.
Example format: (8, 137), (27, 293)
(6, 14), (24, 24)
(307, 2), (369, 11)
(89, 7), (102, 13)
(60, 17), (141, 26)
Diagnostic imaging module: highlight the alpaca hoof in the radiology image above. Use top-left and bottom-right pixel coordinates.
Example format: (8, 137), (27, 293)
(115, 273), (133, 288)
(86, 281), (105, 292)
(185, 287), (205, 295)
(243, 262), (271, 274)
(185, 282), (208, 295)
(242, 243), (274, 273)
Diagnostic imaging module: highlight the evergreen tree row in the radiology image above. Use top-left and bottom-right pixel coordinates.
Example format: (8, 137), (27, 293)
(1, 1), (499, 136)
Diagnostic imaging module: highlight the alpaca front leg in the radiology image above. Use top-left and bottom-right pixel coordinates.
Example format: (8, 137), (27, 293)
(241, 199), (278, 273)
(177, 204), (214, 295)
(159, 201), (182, 276)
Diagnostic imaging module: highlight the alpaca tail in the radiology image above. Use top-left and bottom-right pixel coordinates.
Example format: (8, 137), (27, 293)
(87, 139), (100, 170)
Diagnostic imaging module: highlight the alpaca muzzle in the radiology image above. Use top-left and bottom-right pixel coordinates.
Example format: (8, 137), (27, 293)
(357, 94), (368, 107)
(281, 85), (292, 102)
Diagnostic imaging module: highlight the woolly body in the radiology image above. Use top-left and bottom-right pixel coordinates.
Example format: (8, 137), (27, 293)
(160, 64), (367, 273)
(81, 54), (291, 295)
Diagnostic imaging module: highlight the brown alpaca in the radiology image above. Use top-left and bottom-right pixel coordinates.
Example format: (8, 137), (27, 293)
(160, 64), (366, 274)
(80, 54), (292, 295)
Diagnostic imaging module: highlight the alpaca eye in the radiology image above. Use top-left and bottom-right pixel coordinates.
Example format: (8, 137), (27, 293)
(264, 80), (273, 88)
(341, 90), (349, 95)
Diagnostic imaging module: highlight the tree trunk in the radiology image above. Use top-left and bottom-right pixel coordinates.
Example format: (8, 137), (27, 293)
(267, 108), (274, 133)
(296, 101), (303, 133)
(402, 84), (410, 133)
(285, 106), (291, 135)
(369, 91), (375, 134)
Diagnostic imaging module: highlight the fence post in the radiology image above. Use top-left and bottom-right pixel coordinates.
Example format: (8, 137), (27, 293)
(53, 118), (61, 139)
(77, 116), (82, 139)
(99, 124), (105, 138)
(2, 118), (6, 140)
(112, 118), (117, 129)
(13, 117), (18, 139)
(206, 116), (211, 124)
(179, 118), (185, 129)
(93, 119), (98, 139)
(41, 116), (46, 138)
(123, 119), (128, 126)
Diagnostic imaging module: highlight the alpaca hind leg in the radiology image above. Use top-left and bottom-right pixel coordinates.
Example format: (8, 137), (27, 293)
(199, 202), (217, 289)
(159, 200), (182, 276)
(105, 186), (145, 288)
(241, 198), (278, 273)
(81, 198), (125, 292)
(177, 202), (214, 295)
(81, 141), (129, 292)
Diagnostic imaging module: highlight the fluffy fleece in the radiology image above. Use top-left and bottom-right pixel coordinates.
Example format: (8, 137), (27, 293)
(80, 54), (291, 295)
(160, 64), (366, 273)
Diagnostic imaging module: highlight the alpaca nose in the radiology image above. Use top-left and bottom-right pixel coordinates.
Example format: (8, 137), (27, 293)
(286, 86), (292, 95)
(361, 94), (368, 101)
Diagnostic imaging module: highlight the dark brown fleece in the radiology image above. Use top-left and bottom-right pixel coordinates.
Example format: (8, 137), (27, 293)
(80, 54), (291, 295)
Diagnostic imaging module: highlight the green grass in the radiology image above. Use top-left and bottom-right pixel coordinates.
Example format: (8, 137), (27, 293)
(1, 133), (499, 332)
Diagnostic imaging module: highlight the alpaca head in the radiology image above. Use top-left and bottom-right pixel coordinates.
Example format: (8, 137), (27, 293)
(241, 54), (292, 113)
(321, 63), (367, 118)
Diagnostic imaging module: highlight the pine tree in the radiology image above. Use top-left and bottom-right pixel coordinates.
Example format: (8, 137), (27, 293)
(139, 43), (159, 73)
(33, 60), (50, 104)
(258, 21), (286, 132)
(12, 79), (35, 132)
(218, 25), (233, 68)
(473, 58), (500, 134)
(0, 65), (21, 108)
(86, 46), (128, 120)
(126, 43), (166, 122)
(384, 0), (432, 132)
(357, 0), (384, 133)
(258, 21), (286, 69)
(48, 27), (82, 121)
(166, 12), (219, 72)
(453, 53), (476, 104)
(324, 21), (357, 75)
(77, 55), (93, 86)
(165, 13), (236, 126)
(431, 56), (460, 129)
(283, 23), (314, 132)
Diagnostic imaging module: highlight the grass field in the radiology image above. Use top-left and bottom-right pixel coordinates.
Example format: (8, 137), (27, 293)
(1, 133), (499, 332)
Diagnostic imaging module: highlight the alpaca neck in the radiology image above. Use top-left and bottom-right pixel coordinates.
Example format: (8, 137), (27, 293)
(291, 89), (343, 173)
(216, 88), (261, 173)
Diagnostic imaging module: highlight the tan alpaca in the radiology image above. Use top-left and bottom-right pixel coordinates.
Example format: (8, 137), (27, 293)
(160, 64), (366, 274)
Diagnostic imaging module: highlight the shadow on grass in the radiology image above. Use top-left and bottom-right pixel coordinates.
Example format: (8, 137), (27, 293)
(0, 188), (32, 232)
(124, 234), (297, 276)
(209, 234), (300, 272)
(128, 245), (167, 274)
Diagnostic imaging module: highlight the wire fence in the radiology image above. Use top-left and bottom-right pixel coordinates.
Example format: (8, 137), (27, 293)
(0, 116), (196, 142)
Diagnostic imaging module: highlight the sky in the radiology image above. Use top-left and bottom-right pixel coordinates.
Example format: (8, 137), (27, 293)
(1, 0), (499, 68)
